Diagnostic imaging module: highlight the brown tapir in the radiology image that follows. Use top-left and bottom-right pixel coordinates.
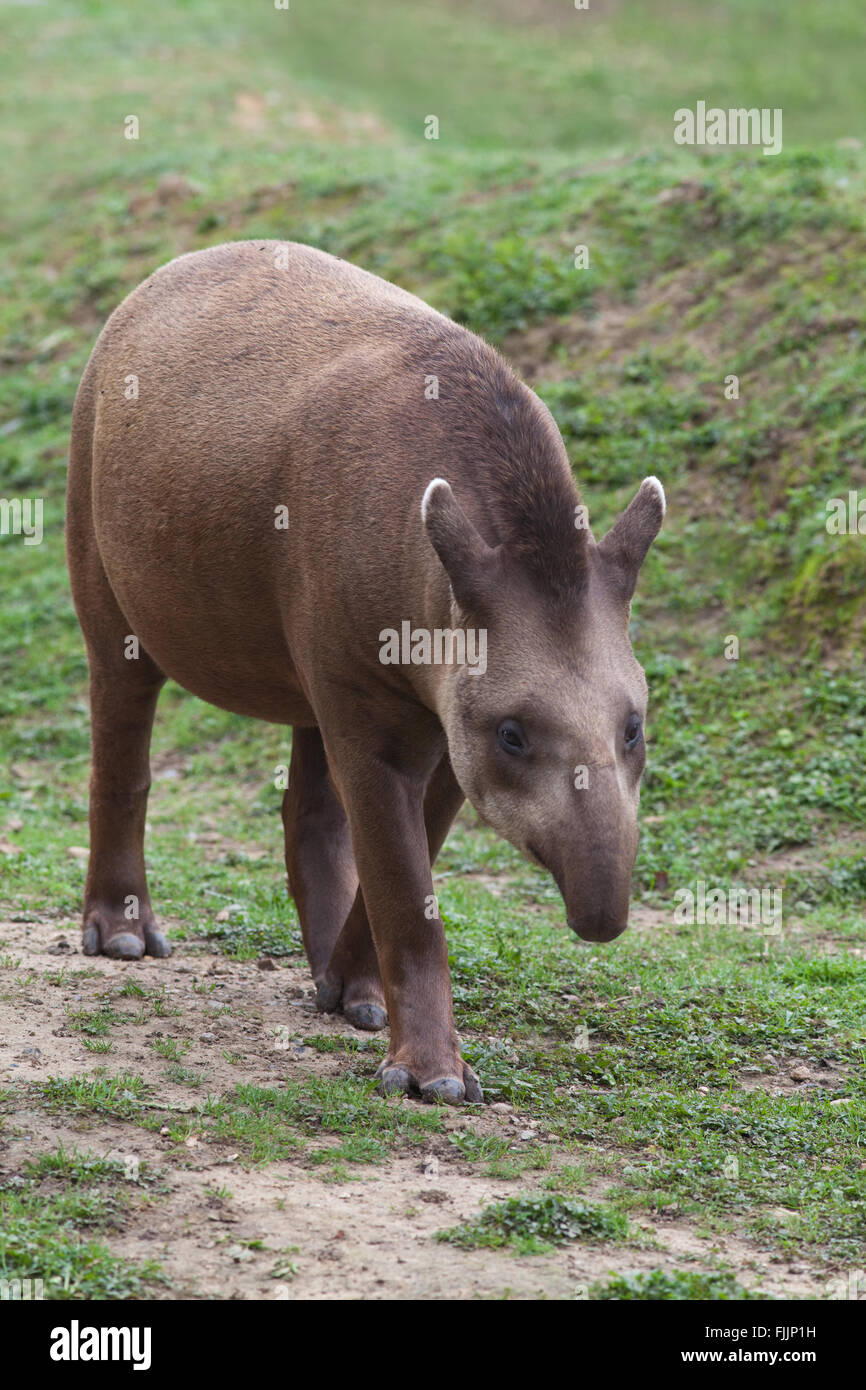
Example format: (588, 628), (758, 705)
(66, 240), (665, 1104)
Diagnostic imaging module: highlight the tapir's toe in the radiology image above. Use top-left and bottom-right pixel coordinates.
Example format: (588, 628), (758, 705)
(81, 924), (101, 956)
(345, 1001), (388, 1031)
(101, 931), (145, 960)
(315, 976), (342, 1013)
(377, 1065), (415, 1096)
(144, 926), (172, 958)
(461, 1063), (484, 1104)
(421, 1076), (465, 1105)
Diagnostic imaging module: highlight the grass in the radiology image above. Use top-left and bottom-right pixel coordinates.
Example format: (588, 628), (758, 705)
(436, 1193), (630, 1253)
(29, 1069), (444, 1172)
(590, 1268), (771, 1301)
(1, 0), (864, 1299)
(0, 1147), (162, 1299)
(202, 1077), (444, 1167)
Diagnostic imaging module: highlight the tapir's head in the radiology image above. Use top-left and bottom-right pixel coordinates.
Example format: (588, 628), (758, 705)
(421, 473), (665, 944)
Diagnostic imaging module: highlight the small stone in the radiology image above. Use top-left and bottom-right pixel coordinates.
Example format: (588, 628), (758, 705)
(257, 957), (277, 971)
(200, 1032), (216, 1043)
(226, 1244), (254, 1263)
(790, 1066), (811, 1083)
(490, 1102), (512, 1114)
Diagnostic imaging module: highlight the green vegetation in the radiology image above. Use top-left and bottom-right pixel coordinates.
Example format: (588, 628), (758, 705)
(436, 1193), (629, 1253)
(0, 1146), (162, 1299)
(591, 1269), (771, 1301)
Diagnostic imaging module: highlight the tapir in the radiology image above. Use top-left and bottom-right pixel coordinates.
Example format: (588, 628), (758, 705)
(66, 240), (665, 1104)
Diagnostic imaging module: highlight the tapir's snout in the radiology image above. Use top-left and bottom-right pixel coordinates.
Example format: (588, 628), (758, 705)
(567, 913), (629, 944)
(538, 801), (637, 946)
(561, 862), (634, 943)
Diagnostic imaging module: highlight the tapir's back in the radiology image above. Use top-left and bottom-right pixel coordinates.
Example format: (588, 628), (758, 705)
(87, 240), (452, 485)
(96, 239), (448, 380)
(69, 242), (489, 717)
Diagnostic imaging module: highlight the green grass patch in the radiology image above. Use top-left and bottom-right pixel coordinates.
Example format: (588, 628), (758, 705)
(0, 1147), (162, 1300)
(590, 1268), (771, 1301)
(436, 1193), (629, 1254)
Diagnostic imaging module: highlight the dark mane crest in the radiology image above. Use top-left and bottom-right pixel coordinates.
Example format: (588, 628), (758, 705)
(410, 326), (589, 601)
(471, 350), (587, 601)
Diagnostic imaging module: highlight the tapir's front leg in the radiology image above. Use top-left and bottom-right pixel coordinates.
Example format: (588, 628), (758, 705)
(323, 736), (481, 1105)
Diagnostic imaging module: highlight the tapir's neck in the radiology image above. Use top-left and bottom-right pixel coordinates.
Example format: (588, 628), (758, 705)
(383, 338), (583, 720)
(403, 575), (468, 719)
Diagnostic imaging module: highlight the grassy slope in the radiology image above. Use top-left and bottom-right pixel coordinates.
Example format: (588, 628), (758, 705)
(1, 0), (864, 1296)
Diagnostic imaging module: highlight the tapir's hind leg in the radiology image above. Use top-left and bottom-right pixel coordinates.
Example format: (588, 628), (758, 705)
(281, 729), (381, 1024)
(67, 411), (169, 959)
(68, 569), (168, 957)
(81, 653), (167, 958)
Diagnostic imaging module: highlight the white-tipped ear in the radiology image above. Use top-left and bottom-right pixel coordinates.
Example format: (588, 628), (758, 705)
(421, 477), (451, 524)
(597, 476), (666, 601)
(642, 475), (666, 518)
(421, 477), (497, 613)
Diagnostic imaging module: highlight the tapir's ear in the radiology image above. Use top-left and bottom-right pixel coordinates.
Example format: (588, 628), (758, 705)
(421, 478), (496, 612)
(597, 477), (665, 601)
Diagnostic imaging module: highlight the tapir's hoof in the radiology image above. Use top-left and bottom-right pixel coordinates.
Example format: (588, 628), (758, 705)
(99, 931), (145, 960)
(375, 1059), (483, 1105)
(315, 975), (388, 1031)
(345, 1001), (388, 1031)
(82, 914), (169, 960)
(144, 926), (172, 958)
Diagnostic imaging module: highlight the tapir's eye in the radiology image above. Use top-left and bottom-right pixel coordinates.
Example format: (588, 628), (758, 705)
(497, 719), (527, 756)
(625, 714), (642, 750)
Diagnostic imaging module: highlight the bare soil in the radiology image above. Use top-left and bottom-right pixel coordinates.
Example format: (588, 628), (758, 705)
(0, 916), (832, 1300)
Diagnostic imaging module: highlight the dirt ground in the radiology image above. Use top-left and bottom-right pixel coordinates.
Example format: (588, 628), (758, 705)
(0, 915), (832, 1300)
